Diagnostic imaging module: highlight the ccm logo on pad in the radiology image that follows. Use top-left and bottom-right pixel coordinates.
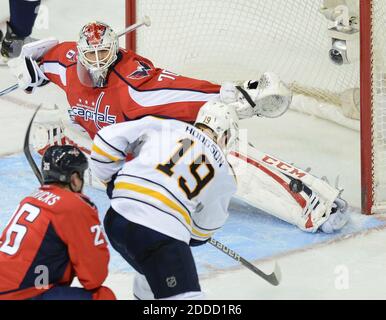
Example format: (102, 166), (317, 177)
(262, 155), (306, 179)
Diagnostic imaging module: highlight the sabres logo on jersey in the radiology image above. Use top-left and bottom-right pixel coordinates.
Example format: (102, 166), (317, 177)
(128, 61), (151, 80)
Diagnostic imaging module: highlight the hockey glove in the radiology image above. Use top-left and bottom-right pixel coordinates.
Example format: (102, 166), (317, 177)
(220, 72), (293, 119)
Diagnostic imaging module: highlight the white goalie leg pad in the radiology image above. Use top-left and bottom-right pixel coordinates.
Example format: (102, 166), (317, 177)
(49, 104), (105, 190)
(228, 143), (342, 232)
(29, 104), (105, 190)
(30, 104), (92, 154)
(228, 152), (327, 232)
(30, 105), (67, 153)
(244, 146), (341, 207)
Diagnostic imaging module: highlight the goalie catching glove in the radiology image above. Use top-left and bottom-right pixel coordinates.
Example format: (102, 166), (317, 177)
(220, 72), (293, 119)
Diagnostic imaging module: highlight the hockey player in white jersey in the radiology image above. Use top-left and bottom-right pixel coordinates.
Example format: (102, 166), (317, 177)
(90, 102), (238, 300)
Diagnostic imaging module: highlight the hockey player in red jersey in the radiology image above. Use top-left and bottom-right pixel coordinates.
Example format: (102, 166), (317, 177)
(7, 21), (348, 234)
(8, 21), (292, 139)
(0, 145), (116, 300)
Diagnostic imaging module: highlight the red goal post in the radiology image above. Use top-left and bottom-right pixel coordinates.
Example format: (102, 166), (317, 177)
(125, 0), (386, 215)
(360, 1), (375, 215)
(125, 0), (137, 53)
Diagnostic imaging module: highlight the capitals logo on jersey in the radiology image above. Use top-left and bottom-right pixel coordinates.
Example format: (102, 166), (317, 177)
(128, 61), (152, 80)
(71, 92), (117, 130)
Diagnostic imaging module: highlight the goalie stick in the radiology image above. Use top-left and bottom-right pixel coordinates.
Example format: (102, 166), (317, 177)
(117, 15), (151, 37)
(24, 104), (43, 185)
(0, 83), (18, 97)
(0, 16), (151, 97)
(209, 238), (281, 286)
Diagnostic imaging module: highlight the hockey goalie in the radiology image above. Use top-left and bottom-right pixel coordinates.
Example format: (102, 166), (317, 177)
(7, 21), (348, 234)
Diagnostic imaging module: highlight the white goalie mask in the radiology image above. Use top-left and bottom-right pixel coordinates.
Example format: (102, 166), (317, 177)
(77, 21), (119, 88)
(195, 101), (239, 151)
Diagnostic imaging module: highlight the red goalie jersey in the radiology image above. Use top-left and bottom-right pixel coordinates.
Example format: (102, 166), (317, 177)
(0, 185), (113, 300)
(40, 42), (221, 139)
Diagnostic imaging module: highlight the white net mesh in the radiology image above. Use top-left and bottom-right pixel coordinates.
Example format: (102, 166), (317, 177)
(135, 0), (359, 104)
(132, 0), (386, 212)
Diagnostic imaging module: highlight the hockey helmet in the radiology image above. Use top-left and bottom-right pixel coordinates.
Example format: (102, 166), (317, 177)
(195, 100), (239, 150)
(41, 145), (88, 184)
(77, 21), (119, 88)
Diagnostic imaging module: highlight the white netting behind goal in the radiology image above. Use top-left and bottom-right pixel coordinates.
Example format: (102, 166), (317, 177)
(131, 0), (386, 213)
(134, 1), (359, 110)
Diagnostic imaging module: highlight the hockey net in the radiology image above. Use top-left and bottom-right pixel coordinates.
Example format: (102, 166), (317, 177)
(125, 0), (386, 214)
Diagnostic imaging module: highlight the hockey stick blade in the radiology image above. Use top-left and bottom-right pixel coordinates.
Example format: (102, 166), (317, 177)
(240, 258), (281, 286)
(24, 104), (43, 185)
(209, 238), (281, 286)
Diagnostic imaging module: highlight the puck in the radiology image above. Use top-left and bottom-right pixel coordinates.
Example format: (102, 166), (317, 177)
(289, 179), (303, 193)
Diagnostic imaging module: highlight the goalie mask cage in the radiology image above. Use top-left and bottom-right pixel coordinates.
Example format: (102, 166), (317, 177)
(125, 0), (386, 215)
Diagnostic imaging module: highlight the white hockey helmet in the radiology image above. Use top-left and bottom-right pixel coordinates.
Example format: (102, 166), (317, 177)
(77, 21), (119, 88)
(195, 100), (239, 150)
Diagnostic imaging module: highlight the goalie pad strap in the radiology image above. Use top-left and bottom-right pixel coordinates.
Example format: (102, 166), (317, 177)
(235, 86), (256, 108)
